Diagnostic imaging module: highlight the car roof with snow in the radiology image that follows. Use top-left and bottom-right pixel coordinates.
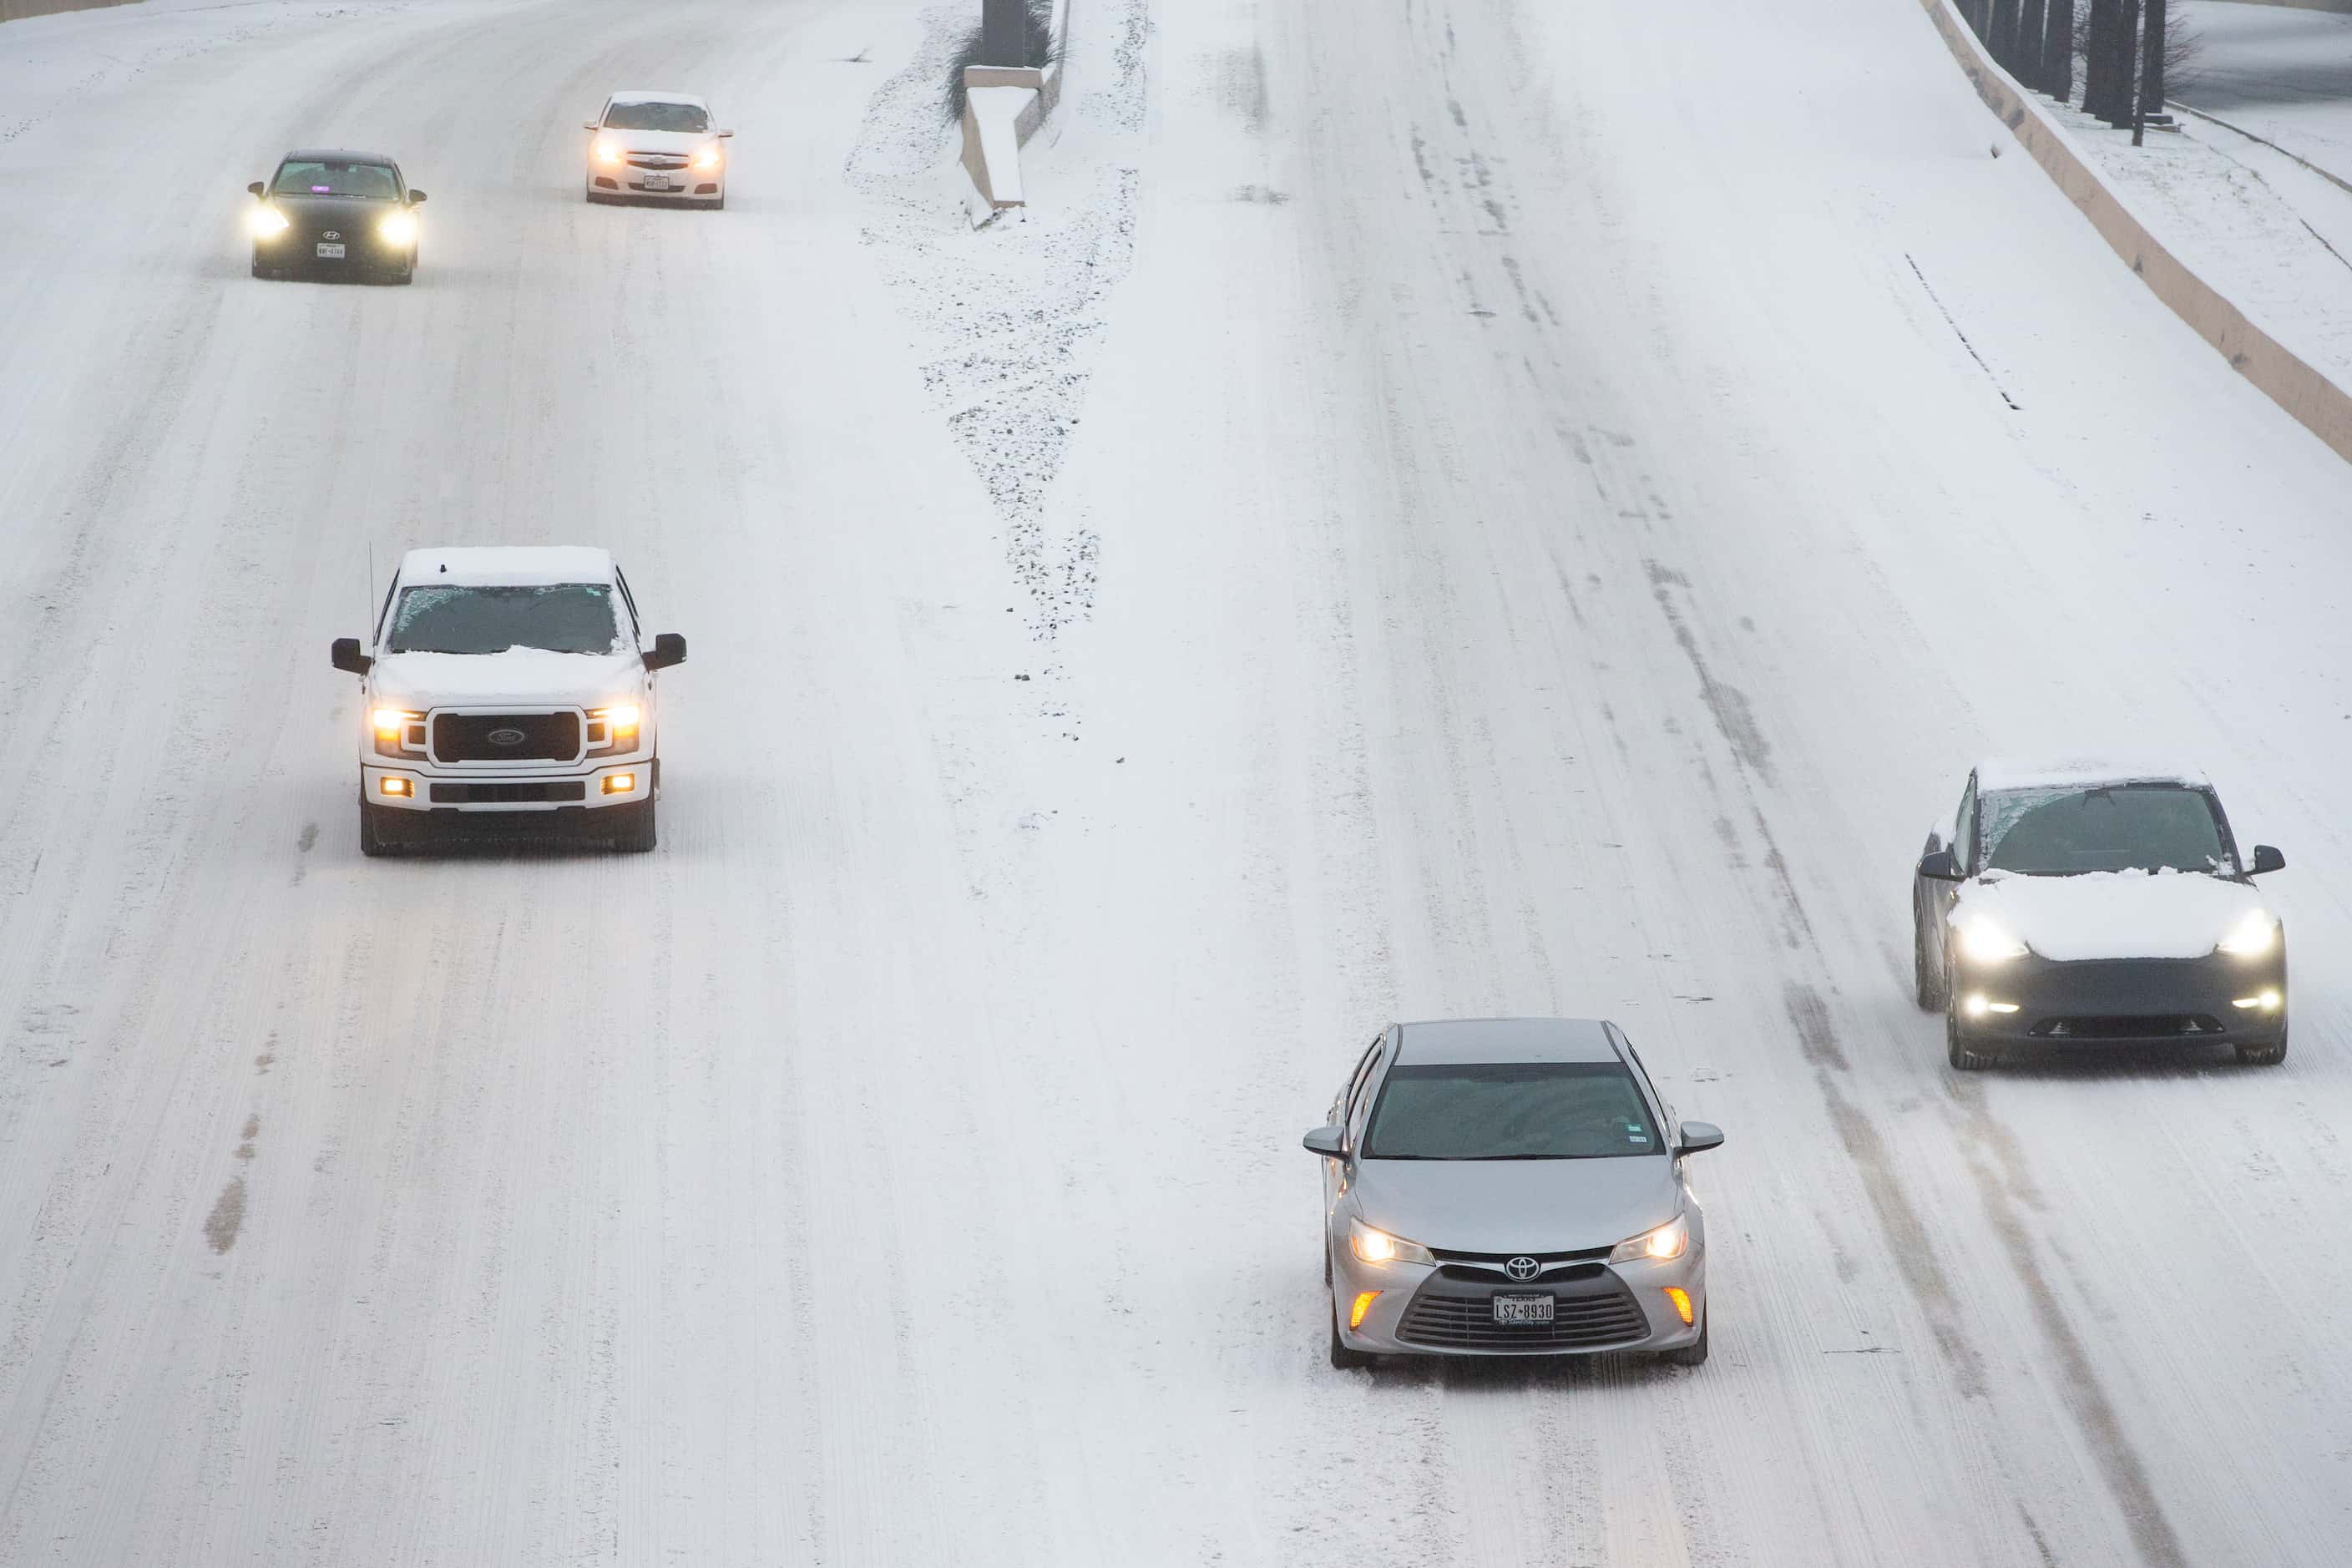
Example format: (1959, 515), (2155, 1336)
(607, 89), (708, 107)
(282, 149), (398, 165)
(1395, 1018), (1621, 1065)
(397, 546), (616, 587)
(1974, 757), (2213, 794)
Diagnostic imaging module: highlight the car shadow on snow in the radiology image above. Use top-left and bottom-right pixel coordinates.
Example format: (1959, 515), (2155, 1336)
(1348, 1348), (1696, 1392)
(1955, 1041), (2283, 1080)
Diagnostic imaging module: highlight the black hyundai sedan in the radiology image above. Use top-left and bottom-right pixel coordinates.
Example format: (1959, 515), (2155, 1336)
(248, 151), (426, 284)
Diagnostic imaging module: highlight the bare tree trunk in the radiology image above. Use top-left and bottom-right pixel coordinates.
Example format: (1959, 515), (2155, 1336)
(2141, 0), (2169, 109)
(2111, 0), (2141, 126)
(2086, 0), (2125, 119)
(2045, 0), (2074, 100)
(2018, 0), (2046, 83)
(1992, 0), (2021, 70)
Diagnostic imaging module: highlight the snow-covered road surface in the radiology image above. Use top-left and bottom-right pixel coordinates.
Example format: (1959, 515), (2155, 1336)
(3, 0), (2352, 1563)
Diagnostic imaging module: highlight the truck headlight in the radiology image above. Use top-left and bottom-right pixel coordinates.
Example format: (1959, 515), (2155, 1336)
(249, 204), (290, 238)
(585, 703), (641, 755)
(372, 709), (425, 757)
(378, 210), (417, 245)
(1610, 1214), (1688, 1263)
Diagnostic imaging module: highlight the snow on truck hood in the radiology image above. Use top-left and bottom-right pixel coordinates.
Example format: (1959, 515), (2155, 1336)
(369, 647), (642, 710)
(1349, 1154), (1679, 1257)
(1955, 871), (2268, 961)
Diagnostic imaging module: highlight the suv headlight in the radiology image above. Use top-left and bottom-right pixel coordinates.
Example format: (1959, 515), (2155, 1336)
(1348, 1217), (1434, 1267)
(1955, 917), (2028, 963)
(372, 708), (425, 758)
(2217, 908), (2279, 957)
(585, 702), (642, 756)
(1609, 1213), (1689, 1263)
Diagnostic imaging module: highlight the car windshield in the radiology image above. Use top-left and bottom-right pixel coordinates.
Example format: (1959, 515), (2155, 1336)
(1982, 783), (2230, 875)
(273, 160), (401, 199)
(1363, 1062), (1661, 1161)
(387, 584), (623, 655)
(603, 100), (709, 132)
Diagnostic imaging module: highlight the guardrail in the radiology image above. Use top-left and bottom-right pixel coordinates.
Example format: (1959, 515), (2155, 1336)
(1919, 0), (2352, 468)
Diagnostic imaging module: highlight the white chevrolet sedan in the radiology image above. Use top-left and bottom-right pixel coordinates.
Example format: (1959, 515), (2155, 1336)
(584, 91), (731, 208)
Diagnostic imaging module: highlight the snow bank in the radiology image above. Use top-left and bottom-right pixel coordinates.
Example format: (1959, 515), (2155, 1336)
(1917, 0), (2352, 466)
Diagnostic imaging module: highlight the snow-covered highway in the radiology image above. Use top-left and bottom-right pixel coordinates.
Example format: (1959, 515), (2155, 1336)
(3, 0), (2351, 1563)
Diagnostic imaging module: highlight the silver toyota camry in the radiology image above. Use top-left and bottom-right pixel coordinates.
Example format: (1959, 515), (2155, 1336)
(1305, 1018), (1722, 1368)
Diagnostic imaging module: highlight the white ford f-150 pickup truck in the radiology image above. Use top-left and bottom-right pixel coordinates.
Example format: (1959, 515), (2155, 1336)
(330, 546), (685, 856)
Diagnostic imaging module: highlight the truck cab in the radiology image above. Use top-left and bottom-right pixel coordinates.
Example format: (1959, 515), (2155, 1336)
(330, 547), (685, 855)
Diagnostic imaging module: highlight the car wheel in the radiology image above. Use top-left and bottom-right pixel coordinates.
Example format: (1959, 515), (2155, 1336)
(1946, 1003), (2000, 1071)
(612, 801), (658, 853)
(1327, 1292), (1374, 1371)
(1662, 1308), (1709, 1367)
(1913, 897), (1947, 1011)
(251, 253), (273, 280)
(359, 801), (404, 858)
(2236, 1023), (2288, 1067)
(709, 195), (726, 211)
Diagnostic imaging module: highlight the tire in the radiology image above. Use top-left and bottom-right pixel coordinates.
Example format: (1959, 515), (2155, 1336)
(359, 801), (403, 857)
(1913, 898), (1947, 1012)
(1946, 1004), (2000, 1071)
(709, 195), (725, 211)
(2236, 1023), (2288, 1067)
(251, 253), (273, 280)
(1662, 1308), (1709, 1367)
(611, 801), (657, 853)
(1328, 1292), (1374, 1371)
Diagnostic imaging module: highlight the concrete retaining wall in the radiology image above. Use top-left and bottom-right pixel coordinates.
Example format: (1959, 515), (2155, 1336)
(2, 0), (138, 20)
(1918, 0), (2352, 467)
(959, 0), (1069, 215)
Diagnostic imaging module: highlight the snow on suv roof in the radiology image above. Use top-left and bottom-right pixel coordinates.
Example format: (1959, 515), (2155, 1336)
(1396, 1018), (1621, 1065)
(397, 546), (615, 586)
(609, 90), (707, 107)
(1975, 757), (2213, 793)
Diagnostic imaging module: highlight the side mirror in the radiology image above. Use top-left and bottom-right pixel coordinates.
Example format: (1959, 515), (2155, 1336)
(406, 189), (427, 205)
(2250, 844), (2285, 876)
(247, 181), (266, 198)
(1302, 1125), (1345, 1159)
(583, 120), (602, 131)
(717, 129), (736, 139)
(643, 632), (687, 671)
(1675, 1120), (1724, 1157)
(1917, 848), (1963, 882)
(330, 637), (372, 675)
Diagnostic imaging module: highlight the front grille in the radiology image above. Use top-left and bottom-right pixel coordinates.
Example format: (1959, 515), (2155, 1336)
(1434, 1245), (1613, 1267)
(626, 153), (689, 169)
(2030, 1014), (2227, 1039)
(1433, 1261), (1609, 1287)
(432, 712), (581, 763)
(431, 781), (587, 804)
(1399, 1284), (1651, 1351)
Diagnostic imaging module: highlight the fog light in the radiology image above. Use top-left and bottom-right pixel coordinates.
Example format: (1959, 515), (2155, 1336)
(602, 773), (636, 795)
(1986, 1002), (2019, 1014)
(1963, 994), (1990, 1019)
(379, 776), (411, 797)
(1663, 1287), (1694, 1327)
(1349, 1291), (1379, 1330)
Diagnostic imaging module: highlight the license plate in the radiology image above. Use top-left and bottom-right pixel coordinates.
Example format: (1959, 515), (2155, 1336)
(642, 175), (671, 190)
(1493, 1293), (1555, 1325)
(316, 242), (346, 259)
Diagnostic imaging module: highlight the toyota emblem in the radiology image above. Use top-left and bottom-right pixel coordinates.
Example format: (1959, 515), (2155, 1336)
(486, 727), (527, 746)
(1505, 1256), (1540, 1281)
(322, 230), (341, 240)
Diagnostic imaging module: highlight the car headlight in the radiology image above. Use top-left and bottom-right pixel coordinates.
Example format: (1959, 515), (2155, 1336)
(693, 143), (723, 171)
(1609, 1213), (1689, 1263)
(1348, 1217), (1434, 1267)
(2217, 908), (2279, 958)
(378, 210), (417, 245)
(249, 204), (290, 238)
(372, 708), (425, 757)
(595, 136), (625, 165)
(1955, 917), (2029, 963)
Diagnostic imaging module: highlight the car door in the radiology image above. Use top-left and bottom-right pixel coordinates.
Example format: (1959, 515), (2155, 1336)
(1919, 772), (1976, 969)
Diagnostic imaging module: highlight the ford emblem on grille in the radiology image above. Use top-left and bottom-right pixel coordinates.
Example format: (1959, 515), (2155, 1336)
(1505, 1256), (1540, 1281)
(322, 230), (341, 240)
(486, 727), (527, 746)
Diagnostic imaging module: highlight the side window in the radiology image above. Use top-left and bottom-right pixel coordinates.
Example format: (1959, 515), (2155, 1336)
(1953, 778), (1979, 873)
(614, 569), (642, 638)
(373, 577), (398, 644)
(1344, 1034), (1385, 1144)
(1620, 1032), (1672, 1130)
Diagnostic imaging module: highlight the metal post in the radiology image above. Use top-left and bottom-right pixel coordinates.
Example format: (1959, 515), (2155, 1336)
(981, 0), (1026, 68)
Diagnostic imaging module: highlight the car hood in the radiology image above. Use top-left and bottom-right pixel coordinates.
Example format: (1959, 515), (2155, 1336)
(1349, 1155), (1679, 1256)
(370, 648), (643, 710)
(265, 194), (399, 226)
(1956, 871), (2267, 961)
(601, 128), (715, 155)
